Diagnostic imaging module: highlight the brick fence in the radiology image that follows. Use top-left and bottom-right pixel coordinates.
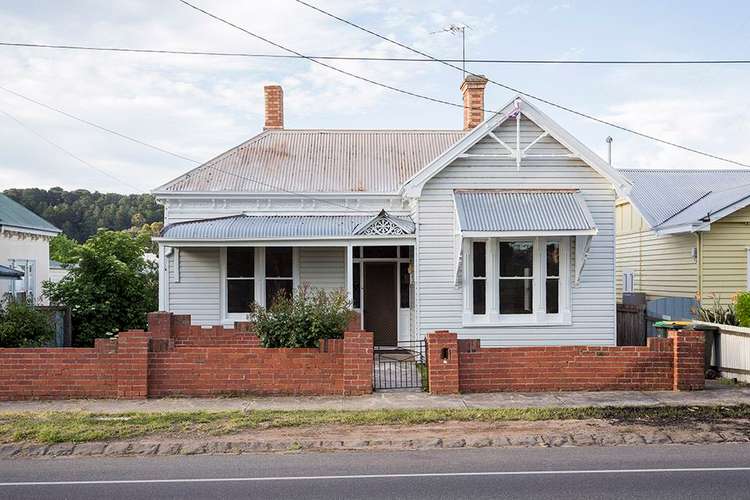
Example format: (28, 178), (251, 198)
(0, 312), (373, 400)
(426, 330), (705, 394)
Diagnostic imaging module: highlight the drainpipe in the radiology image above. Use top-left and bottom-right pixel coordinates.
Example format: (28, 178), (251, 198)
(695, 232), (703, 302)
(606, 136), (613, 166)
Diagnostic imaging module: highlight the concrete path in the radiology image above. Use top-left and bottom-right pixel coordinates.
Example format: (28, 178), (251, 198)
(1, 381), (747, 414)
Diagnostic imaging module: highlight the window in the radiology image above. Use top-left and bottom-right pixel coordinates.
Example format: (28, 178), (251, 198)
(362, 246), (398, 258)
(464, 237), (570, 325)
(546, 242), (560, 314)
(226, 248), (254, 313)
(472, 241), (486, 314)
(9, 259), (35, 302)
(265, 247), (293, 308)
(498, 241), (534, 314)
(399, 262), (410, 308)
(623, 270), (635, 294)
(352, 262), (361, 309)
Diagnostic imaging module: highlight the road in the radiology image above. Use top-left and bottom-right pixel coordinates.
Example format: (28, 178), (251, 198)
(2, 444), (750, 499)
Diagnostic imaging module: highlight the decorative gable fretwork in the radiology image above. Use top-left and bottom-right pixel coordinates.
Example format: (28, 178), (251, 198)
(353, 209), (416, 236)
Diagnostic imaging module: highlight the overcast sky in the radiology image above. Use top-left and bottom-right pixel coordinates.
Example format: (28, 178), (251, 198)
(1, 0), (749, 194)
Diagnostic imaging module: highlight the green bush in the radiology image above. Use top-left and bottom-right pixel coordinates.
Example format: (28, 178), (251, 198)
(735, 292), (750, 327)
(251, 285), (354, 348)
(0, 296), (54, 347)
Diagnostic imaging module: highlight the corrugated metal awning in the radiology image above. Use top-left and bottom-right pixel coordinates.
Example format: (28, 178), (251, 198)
(454, 190), (597, 236)
(0, 264), (23, 279)
(158, 212), (416, 242)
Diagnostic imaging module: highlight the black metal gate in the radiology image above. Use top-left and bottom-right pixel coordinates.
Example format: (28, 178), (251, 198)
(373, 340), (426, 390)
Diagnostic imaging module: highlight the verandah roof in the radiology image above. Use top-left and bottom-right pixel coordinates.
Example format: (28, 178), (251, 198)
(157, 212), (416, 243)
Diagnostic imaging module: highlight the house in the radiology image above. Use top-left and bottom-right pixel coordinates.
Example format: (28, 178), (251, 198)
(615, 169), (750, 308)
(0, 193), (61, 303)
(153, 77), (630, 347)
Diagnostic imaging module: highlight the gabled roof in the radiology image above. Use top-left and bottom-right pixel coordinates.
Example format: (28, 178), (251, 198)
(0, 194), (60, 235)
(401, 97), (631, 198)
(620, 169), (750, 233)
(154, 129), (466, 194)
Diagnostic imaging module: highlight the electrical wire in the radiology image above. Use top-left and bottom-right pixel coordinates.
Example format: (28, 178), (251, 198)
(295, 0), (750, 169)
(3, 41), (749, 65)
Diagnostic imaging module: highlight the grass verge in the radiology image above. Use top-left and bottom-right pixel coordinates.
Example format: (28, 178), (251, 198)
(2, 405), (750, 444)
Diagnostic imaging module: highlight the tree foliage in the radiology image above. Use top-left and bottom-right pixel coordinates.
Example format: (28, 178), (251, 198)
(43, 230), (158, 346)
(3, 187), (163, 242)
(735, 292), (750, 327)
(251, 285), (354, 348)
(0, 296), (54, 348)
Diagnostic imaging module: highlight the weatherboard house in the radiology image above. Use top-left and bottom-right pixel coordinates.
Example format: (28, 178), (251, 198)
(153, 77), (630, 347)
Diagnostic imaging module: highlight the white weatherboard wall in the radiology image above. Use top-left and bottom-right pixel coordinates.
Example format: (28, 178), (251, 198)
(416, 117), (616, 346)
(299, 247), (346, 291)
(0, 232), (52, 304)
(168, 247), (221, 324)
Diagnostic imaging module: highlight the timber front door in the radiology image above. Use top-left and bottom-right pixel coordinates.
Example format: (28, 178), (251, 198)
(363, 262), (398, 346)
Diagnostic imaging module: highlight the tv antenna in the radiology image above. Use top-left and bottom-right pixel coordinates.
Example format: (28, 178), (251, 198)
(431, 24), (471, 76)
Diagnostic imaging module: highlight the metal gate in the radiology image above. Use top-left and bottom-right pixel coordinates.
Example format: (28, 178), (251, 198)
(373, 340), (426, 390)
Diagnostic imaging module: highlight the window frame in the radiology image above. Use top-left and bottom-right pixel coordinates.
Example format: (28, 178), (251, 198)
(462, 236), (571, 326)
(8, 259), (36, 302)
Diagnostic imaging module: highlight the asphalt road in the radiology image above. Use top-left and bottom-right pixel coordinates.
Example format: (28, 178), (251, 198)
(2, 444), (750, 499)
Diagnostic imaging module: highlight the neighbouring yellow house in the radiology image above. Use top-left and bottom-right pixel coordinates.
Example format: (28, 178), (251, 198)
(616, 169), (750, 306)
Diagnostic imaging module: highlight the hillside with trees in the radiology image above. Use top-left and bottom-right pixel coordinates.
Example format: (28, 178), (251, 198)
(3, 187), (163, 242)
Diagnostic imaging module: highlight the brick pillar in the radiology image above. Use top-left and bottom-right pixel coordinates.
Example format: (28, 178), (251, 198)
(115, 331), (150, 399)
(669, 330), (705, 391)
(426, 331), (459, 394)
(342, 330), (374, 396)
(147, 311), (173, 340)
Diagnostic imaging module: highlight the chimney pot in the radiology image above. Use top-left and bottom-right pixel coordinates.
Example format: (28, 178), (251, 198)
(264, 85), (284, 130)
(460, 75), (488, 130)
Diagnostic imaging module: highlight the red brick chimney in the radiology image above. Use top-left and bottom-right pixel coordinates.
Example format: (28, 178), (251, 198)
(263, 85), (284, 130)
(460, 75), (488, 130)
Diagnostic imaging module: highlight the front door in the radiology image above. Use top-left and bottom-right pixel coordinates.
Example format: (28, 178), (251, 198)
(363, 262), (397, 346)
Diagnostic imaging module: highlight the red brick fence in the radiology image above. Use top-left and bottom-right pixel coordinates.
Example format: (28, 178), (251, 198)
(426, 330), (705, 394)
(0, 312), (373, 400)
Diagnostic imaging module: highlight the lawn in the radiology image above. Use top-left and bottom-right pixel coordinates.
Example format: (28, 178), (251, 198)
(2, 405), (749, 444)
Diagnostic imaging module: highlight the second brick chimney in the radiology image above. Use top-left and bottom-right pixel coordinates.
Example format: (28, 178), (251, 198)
(460, 75), (488, 130)
(264, 85), (284, 129)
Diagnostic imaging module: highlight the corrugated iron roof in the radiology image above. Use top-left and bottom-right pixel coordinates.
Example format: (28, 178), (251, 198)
(454, 190), (596, 233)
(0, 194), (60, 234)
(155, 129), (466, 194)
(0, 264), (23, 279)
(159, 212), (416, 241)
(620, 169), (750, 229)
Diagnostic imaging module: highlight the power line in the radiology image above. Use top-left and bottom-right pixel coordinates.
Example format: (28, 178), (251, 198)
(0, 86), (372, 212)
(295, 0), (750, 169)
(4, 41), (750, 65)
(0, 106), (146, 191)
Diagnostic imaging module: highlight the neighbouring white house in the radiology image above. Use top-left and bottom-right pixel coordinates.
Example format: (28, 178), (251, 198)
(153, 77), (630, 347)
(0, 193), (61, 304)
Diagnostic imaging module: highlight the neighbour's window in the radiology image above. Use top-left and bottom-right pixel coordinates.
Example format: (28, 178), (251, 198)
(226, 248), (254, 313)
(265, 247), (293, 307)
(352, 262), (361, 309)
(9, 259), (36, 302)
(399, 262), (410, 308)
(472, 241), (486, 314)
(498, 241), (533, 314)
(546, 242), (560, 314)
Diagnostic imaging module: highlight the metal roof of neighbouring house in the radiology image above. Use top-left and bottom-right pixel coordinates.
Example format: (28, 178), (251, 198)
(158, 212), (416, 241)
(0, 193), (60, 234)
(0, 264), (23, 279)
(154, 129), (467, 194)
(620, 169), (750, 231)
(454, 190), (597, 234)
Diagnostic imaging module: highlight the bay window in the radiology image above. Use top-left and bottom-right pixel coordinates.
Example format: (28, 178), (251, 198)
(464, 237), (570, 325)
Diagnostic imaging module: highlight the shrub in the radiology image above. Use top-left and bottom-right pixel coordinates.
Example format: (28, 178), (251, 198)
(693, 293), (739, 326)
(735, 292), (750, 327)
(251, 285), (355, 348)
(0, 296), (54, 347)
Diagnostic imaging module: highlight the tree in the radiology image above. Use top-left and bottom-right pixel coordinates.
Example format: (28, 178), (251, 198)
(0, 296), (54, 347)
(49, 234), (80, 265)
(43, 229), (158, 346)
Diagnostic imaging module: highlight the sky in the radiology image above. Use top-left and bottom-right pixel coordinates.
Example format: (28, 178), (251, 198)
(1, 0), (749, 194)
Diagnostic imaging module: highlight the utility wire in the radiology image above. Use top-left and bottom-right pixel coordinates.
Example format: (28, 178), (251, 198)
(3, 41), (750, 65)
(0, 106), (146, 191)
(295, 0), (750, 169)
(0, 86), (372, 212)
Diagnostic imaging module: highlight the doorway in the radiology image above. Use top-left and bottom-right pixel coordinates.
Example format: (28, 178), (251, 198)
(363, 262), (398, 346)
